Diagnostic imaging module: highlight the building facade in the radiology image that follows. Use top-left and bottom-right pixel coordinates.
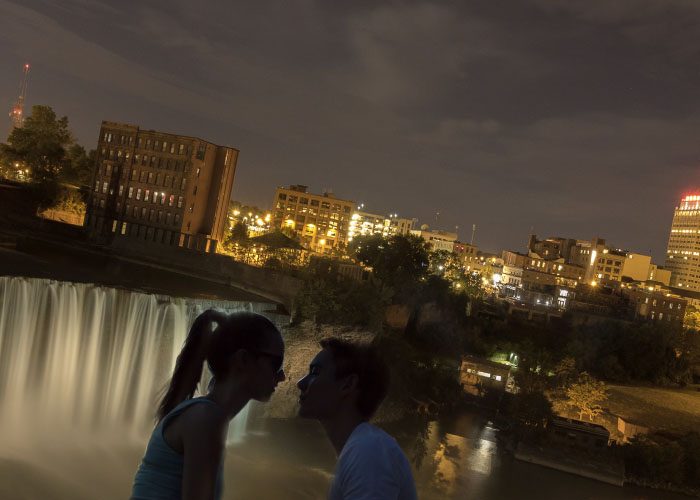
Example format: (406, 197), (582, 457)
(347, 211), (416, 241)
(272, 185), (354, 254)
(86, 121), (238, 252)
(410, 227), (458, 252)
(665, 194), (700, 291)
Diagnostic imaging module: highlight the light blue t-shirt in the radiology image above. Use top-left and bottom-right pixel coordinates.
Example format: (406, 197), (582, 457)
(131, 397), (223, 500)
(329, 422), (417, 500)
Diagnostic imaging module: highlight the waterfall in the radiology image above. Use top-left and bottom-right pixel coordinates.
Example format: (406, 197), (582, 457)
(0, 276), (280, 447)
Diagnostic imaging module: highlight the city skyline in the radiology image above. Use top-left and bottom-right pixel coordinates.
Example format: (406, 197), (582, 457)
(3, 1), (700, 260)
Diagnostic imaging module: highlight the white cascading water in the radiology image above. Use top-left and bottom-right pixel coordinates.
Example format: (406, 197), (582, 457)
(0, 275), (278, 448)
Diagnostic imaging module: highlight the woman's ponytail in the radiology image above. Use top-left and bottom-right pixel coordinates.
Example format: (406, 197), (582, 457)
(156, 309), (227, 421)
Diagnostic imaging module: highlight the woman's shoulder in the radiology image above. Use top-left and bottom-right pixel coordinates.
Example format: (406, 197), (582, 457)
(178, 399), (228, 433)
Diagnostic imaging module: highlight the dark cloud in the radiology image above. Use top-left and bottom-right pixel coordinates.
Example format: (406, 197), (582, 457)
(1, 0), (699, 260)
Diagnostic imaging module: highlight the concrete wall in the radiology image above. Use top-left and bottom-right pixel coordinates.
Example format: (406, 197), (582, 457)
(109, 236), (303, 309)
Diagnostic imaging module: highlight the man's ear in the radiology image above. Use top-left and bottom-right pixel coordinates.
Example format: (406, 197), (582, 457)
(339, 373), (359, 396)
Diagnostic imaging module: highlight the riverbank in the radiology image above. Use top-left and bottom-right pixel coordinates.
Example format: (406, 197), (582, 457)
(515, 442), (624, 486)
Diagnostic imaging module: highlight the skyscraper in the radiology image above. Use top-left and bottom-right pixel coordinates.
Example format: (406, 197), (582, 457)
(86, 121), (238, 253)
(665, 194), (700, 290)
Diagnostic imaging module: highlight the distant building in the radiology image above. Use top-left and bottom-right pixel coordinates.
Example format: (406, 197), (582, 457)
(410, 226), (458, 252)
(86, 121), (238, 252)
(347, 211), (416, 241)
(453, 242), (479, 270)
(624, 284), (686, 324)
(272, 185), (354, 254)
(665, 194), (700, 291)
(459, 355), (511, 395)
(548, 417), (610, 451)
(649, 265), (671, 286)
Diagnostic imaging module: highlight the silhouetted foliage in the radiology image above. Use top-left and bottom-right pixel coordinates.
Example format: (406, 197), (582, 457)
(1, 105), (72, 182)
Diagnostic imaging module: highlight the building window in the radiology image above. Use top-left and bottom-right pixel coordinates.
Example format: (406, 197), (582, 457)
(177, 196), (183, 208)
(279, 193), (287, 200)
(157, 210), (163, 223)
(156, 173), (161, 185)
(121, 222), (127, 235)
(94, 180), (100, 192)
(148, 172), (154, 184)
(170, 143), (176, 154)
(149, 209), (155, 221)
(193, 186), (198, 195)
(99, 199), (105, 208)
(174, 214), (180, 225)
(178, 144), (185, 155)
(181, 178), (187, 190)
(166, 212), (172, 225)
(160, 193), (165, 205)
(136, 188), (142, 200)
(169, 194), (175, 207)
(162, 141), (168, 152)
(102, 182), (108, 194)
(196, 167), (201, 178)
(196, 145), (205, 160)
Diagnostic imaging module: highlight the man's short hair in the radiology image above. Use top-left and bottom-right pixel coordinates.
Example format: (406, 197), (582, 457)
(319, 337), (390, 419)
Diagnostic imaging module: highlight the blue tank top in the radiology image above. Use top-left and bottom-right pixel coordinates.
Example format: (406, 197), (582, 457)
(131, 397), (224, 500)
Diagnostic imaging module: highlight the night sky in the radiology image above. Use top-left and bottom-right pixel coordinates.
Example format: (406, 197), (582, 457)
(2, 1), (700, 260)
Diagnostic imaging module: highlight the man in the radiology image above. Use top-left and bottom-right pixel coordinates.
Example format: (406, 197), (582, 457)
(297, 338), (417, 500)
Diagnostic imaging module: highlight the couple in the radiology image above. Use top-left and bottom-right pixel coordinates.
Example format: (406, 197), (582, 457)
(131, 310), (417, 500)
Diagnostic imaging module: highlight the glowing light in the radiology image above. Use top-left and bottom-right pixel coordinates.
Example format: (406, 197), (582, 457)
(233, 210), (240, 216)
(591, 280), (597, 286)
(319, 239), (326, 245)
(264, 214), (271, 222)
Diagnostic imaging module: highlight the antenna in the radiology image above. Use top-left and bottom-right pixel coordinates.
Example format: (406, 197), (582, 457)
(8, 63), (30, 133)
(470, 223), (477, 245)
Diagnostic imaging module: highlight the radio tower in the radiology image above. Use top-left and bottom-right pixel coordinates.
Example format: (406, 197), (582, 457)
(8, 63), (30, 131)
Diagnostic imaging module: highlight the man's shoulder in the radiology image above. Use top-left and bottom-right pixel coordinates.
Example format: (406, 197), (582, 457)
(342, 423), (406, 460)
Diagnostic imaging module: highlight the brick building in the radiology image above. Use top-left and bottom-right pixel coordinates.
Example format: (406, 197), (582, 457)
(86, 121), (238, 252)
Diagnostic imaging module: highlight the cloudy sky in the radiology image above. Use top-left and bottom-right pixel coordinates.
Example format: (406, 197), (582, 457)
(2, 0), (700, 259)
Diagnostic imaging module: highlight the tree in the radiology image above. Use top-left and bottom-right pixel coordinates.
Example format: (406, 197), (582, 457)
(350, 234), (430, 291)
(565, 372), (608, 421)
(506, 391), (554, 442)
(553, 356), (576, 389)
(684, 306), (700, 331)
(62, 144), (95, 186)
(1, 105), (72, 182)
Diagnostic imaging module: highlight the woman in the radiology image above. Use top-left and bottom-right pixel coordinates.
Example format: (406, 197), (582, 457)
(131, 309), (286, 500)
